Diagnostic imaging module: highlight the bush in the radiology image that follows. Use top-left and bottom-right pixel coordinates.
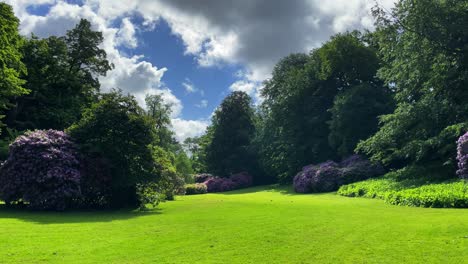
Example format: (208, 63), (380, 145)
(338, 175), (468, 208)
(230, 171), (253, 188)
(67, 91), (158, 208)
(293, 155), (383, 193)
(185, 183), (207, 195)
(340, 154), (385, 184)
(0, 130), (81, 210)
(457, 132), (468, 179)
(204, 177), (236, 193)
(194, 173), (214, 183)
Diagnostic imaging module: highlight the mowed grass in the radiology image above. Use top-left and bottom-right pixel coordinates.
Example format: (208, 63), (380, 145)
(1, 186), (468, 263)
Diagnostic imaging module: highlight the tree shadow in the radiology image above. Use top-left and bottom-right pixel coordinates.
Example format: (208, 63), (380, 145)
(0, 204), (163, 224)
(217, 184), (304, 196)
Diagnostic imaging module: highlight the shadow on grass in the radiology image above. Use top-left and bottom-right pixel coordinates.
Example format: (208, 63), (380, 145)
(0, 205), (163, 224)
(218, 184), (307, 196)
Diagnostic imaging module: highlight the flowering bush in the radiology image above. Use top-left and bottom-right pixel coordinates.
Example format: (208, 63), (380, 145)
(340, 154), (384, 184)
(293, 155), (384, 193)
(457, 132), (468, 179)
(204, 177), (236, 192)
(196, 172), (254, 193)
(230, 172), (253, 188)
(0, 130), (81, 210)
(185, 183), (208, 195)
(194, 173), (214, 183)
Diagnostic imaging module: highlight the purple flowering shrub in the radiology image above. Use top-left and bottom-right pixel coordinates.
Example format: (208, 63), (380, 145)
(230, 171), (253, 188)
(193, 171), (254, 193)
(457, 132), (468, 179)
(339, 154), (384, 184)
(0, 130), (81, 210)
(293, 155), (384, 193)
(194, 173), (214, 183)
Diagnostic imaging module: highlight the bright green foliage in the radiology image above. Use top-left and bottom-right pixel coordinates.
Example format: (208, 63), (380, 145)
(184, 183), (207, 195)
(1, 186), (468, 263)
(205, 91), (257, 176)
(259, 33), (389, 182)
(7, 19), (112, 130)
(338, 176), (468, 208)
(175, 151), (194, 182)
(0, 3), (28, 132)
(357, 0), (468, 176)
(184, 135), (211, 173)
(145, 93), (174, 149)
(328, 83), (394, 157)
(67, 90), (157, 208)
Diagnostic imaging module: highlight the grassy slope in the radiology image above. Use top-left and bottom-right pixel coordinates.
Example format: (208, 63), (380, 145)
(1, 186), (467, 264)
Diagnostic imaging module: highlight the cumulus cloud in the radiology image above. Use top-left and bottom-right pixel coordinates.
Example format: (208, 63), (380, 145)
(171, 118), (209, 142)
(5, 0), (396, 141)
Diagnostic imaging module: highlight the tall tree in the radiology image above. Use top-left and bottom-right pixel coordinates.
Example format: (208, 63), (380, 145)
(259, 33), (388, 182)
(357, 0), (468, 177)
(0, 3), (28, 133)
(205, 91), (256, 176)
(7, 19), (113, 130)
(145, 93), (174, 149)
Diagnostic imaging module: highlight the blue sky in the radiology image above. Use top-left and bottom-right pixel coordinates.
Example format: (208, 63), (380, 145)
(6, 0), (394, 141)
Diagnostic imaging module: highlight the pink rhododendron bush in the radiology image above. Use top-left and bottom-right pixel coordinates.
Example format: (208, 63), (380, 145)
(0, 130), (81, 210)
(457, 132), (468, 179)
(188, 172), (253, 194)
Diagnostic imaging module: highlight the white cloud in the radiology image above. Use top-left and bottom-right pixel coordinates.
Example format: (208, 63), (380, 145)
(116, 17), (138, 48)
(182, 81), (196, 93)
(195, 99), (208, 108)
(6, 0), (397, 142)
(171, 118), (209, 142)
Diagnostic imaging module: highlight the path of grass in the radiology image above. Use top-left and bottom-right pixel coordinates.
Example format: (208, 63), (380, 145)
(1, 185), (467, 263)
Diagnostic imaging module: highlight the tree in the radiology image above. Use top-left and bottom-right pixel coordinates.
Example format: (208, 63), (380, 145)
(7, 19), (113, 130)
(259, 33), (387, 182)
(67, 90), (157, 208)
(328, 83), (394, 157)
(0, 3), (28, 133)
(357, 0), (468, 178)
(145, 93), (174, 149)
(205, 91), (257, 176)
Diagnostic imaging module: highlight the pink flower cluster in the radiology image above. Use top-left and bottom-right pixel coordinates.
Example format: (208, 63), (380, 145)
(457, 132), (468, 179)
(194, 172), (253, 193)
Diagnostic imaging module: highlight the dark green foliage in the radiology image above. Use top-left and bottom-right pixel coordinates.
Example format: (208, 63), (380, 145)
(0, 3), (28, 131)
(328, 84), (394, 157)
(6, 19), (112, 131)
(259, 33), (388, 182)
(357, 0), (468, 176)
(184, 183), (207, 195)
(205, 91), (257, 176)
(67, 90), (157, 208)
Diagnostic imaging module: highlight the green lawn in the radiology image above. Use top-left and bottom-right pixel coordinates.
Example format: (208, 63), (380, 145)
(1, 186), (468, 263)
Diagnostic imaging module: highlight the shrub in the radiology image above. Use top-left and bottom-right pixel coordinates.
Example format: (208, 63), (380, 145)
(338, 175), (468, 208)
(67, 91), (157, 208)
(204, 177), (236, 193)
(230, 171), (253, 188)
(194, 173), (214, 183)
(457, 132), (468, 179)
(293, 155), (384, 193)
(340, 154), (384, 184)
(0, 130), (81, 210)
(311, 164), (342, 192)
(78, 153), (112, 208)
(185, 183), (208, 195)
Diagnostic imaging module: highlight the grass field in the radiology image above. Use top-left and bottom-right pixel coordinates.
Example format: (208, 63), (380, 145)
(1, 185), (468, 263)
